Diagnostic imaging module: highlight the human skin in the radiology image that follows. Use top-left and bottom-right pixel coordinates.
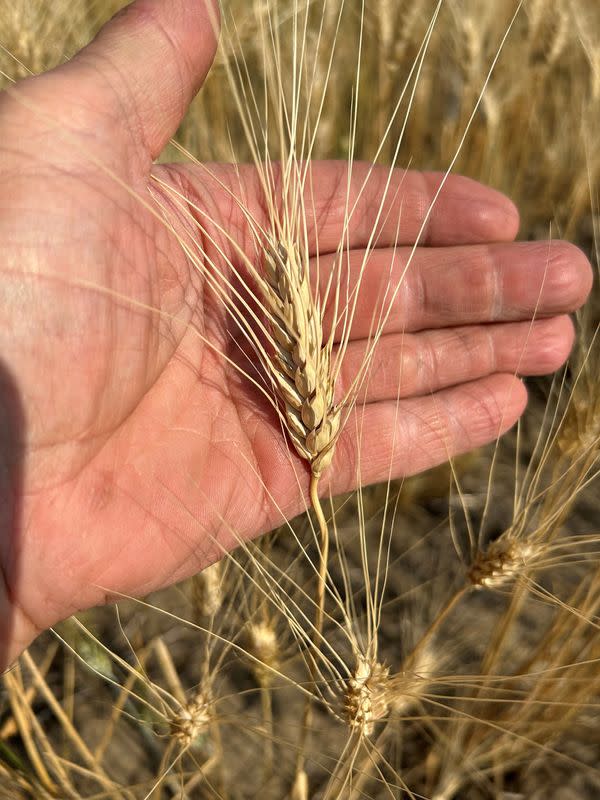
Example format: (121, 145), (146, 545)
(0, 0), (593, 669)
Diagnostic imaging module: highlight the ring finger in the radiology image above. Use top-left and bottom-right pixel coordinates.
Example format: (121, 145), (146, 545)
(335, 315), (574, 405)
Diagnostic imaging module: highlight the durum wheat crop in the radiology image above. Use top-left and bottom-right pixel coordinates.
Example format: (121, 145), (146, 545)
(0, 1), (599, 798)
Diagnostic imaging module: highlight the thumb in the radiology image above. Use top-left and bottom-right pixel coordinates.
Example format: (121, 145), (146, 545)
(67, 0), (220, 160)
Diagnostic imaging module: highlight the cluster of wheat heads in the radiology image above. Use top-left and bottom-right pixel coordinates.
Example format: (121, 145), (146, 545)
(1, 0), (600, 798)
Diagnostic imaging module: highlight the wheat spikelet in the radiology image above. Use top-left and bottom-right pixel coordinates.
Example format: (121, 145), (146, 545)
(528, 0), (547, 27)
(344, 655), (390, 737)
(192, 561), (223, 618)
(547, 2), (571, 68)
(291, 769), (309, 800)
(556, 320), (600, 460)
(169, 688), (212, 747)
(262, 239), (341, 479)
(460, 15), (483, 81)
(391, 0), (425, 67)
(246, 619), (280, 686)
(468, 536), (544, 589)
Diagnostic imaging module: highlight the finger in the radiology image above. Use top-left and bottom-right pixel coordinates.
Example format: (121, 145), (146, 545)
(162, 160), (520, 257)
(335, 316), (574, 405)
(326, 373), (528, 494)
(68, 0), (220, 159)
(305, 162), (521, 250)
(320, 240), (592, 339)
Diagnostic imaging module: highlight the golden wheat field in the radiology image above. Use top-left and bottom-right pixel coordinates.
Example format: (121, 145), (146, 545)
(0, 0), (599, 798)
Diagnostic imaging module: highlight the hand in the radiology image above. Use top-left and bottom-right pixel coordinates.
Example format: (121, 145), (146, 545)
(0, 0), (592, 668)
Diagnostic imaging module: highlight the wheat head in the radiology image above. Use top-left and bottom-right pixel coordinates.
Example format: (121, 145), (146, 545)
(262, 239), (341, 479)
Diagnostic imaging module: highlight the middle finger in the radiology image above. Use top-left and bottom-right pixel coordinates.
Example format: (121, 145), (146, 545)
(317, 240), (591, 341)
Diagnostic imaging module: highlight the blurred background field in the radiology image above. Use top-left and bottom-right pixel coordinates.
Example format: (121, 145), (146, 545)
(1, 1), (599, 798)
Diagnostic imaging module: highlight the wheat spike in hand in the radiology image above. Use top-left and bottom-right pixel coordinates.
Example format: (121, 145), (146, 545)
(0, 0), (592, 669)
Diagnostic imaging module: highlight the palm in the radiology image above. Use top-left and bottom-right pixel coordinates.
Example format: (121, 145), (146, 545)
(0, 0), (591, 666)
(0, 87), (288, 624)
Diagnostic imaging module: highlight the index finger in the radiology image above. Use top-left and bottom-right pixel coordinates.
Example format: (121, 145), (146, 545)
(165, 160), (520, 258)
(308, 161), (520, 252)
